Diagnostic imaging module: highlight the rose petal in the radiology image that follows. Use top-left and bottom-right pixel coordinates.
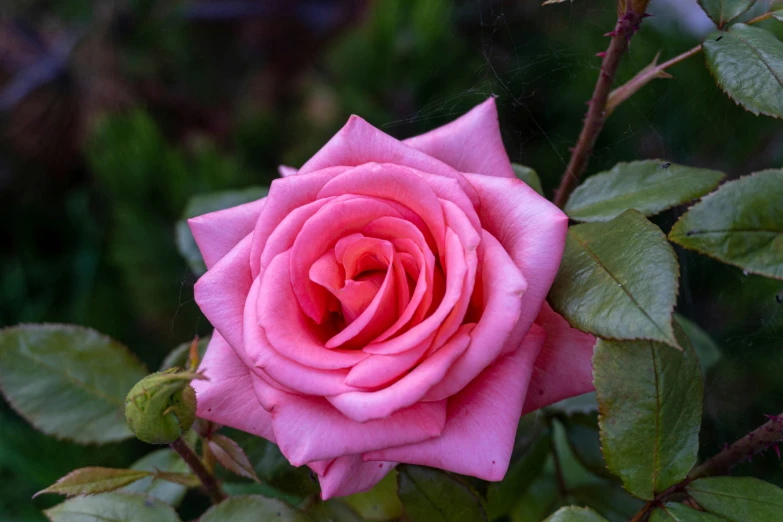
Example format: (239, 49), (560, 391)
(404, 97), (515, 179)
(278, 165), (297, 177)
(522, 303), (596, 414)
(424, 230), (526, 400)
(245, 276), (358, 396)
(250, 166), (352, 278)
(194, 234), (253, 358)
(328, 324), (473, 422)
(315, 456), (397, 500)
(194, 332), (275, 441)
(189, 199), (266, 270)
(257, 251), (368, 370)
(271, 395), (446, 466)
(344, 333), (434, 389)
(465, 173), (568, 341)
(363, 228), (467, 355)
(363, 325), (546, 481)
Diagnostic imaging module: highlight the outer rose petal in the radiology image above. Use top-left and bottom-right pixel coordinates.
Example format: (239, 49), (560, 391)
(522, 303), (596, 414)
(188, 198), (265, 270)
(193, 234), (253, 358)
(193, 332), (275, 441)
(464, 173), (568, 342)
(278, 165), (297, 177)
(314, 457), (396, 500)
(271, 395), (446, 466)
(404, 97), (515, 179)
(364, 325), (546, 481)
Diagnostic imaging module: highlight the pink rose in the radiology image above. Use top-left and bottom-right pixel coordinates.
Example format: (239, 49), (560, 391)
(190, 98), (595, 498)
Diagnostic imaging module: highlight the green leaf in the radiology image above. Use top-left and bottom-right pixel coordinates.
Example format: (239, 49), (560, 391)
(650, 502), (727, 521)
(509, 473), (563, 522)
(560, 413), (612, 479)
(543, 506), (608, 522)
(569, 483), (645, 520)
(548, 210), (680, 349)
(674, 315), (722, 374)
(342, 470), (404, 521)
(669, 169), (783, 280)
(547, 392), (599, 416)
(44, 492), (181, 522)
(199, 495), (310, 522)
(593, 324), (703, 500)
(121, 449), (190, 506)
(512, 164), (544, 196)
(208, 433), (260, 482)
(0, 324), (147, 444)
(703, 24), (783, 119)
(564, 161), (724, 222)
(35, 468), (150, 498)
(697, 0), (756, 27)
(159, 336), (211, 372)
(397, 465), (487, 522)
(774, 10), (783, 23)
(687, 477), (783, 521)
(486, 429), (551, 519)
(175, 187), (268, 275)
(308, 500), (364, 522)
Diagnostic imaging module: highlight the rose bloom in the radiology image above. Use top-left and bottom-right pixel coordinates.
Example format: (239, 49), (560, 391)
(190, 98), (595, 498)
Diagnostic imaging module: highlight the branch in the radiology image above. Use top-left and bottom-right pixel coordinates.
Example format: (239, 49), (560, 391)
(170, 436), (226, 505)
(605, 9), (777, 118)
(553, 6), (648, 209)
(630, 413), (783, 522)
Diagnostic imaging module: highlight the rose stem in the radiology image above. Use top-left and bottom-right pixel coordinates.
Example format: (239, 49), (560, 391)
(629, 413), (783, 522)
(170, 436), (227, 505)
(553, 5), (647, 209)
(557, 8), (779, 202)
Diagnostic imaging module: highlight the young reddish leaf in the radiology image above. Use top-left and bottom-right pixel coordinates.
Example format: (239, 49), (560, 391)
(35, 467), (151, 498)
(208, 433), (260, 482)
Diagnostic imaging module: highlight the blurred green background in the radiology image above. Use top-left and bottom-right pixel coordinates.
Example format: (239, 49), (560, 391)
(1, 0), (782, 520)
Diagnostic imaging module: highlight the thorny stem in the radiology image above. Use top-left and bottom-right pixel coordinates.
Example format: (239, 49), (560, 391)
(629, 413), (783, 522)
(170, 436), (226, 505)
(553, 6), (647, 209)
(605, 11), (777, 124)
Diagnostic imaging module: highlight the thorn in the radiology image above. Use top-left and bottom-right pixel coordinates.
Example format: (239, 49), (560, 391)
(604, 31), (617, 37)
(723, 442), (729, 450)
(596, 52), (606, 58)
(642, 12), (653, 18)
(775, 444), (781, 459)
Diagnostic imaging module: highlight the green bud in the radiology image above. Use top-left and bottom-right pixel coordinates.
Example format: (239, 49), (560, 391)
(124, 370), (200, 444)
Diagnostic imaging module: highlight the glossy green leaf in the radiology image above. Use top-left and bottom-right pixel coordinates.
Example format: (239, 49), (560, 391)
(208, 433), (260, 482)
(703, 24), (783, 119)
(594, 324), (703, 500)
(512, 163), (544, 196)
(159, 336), (210, 372)
(44, 492), (181, 522)
(121, 449), (190, 506)
(669, 170), (783, 280)
(548, 210), (680, 349)
(0, 325), (147, 444)
(674, 315), (722, 374)
(697, 0), (756, 27)
(486, 429), (551, 519)
(544, 506), (608, 522)
(774, 10), (783, 23)
(35, 468), (150, 498)
(199, 495), (310, 522)
(565, 161), (724, 222)
(650, 502), (727, 522)
(343, 470), (404, 521)
(547, 392), (599, 415)
(175, 187), (268, 275)
(397, 465), (487, 522)
(687, 477), (783, 521)
(309, 500), (364, 522)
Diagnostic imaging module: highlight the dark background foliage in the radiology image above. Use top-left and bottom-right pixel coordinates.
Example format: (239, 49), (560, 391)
(1, 0), (782, 520)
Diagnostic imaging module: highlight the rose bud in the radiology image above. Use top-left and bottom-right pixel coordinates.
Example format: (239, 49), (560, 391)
(188, 98), (596, 498)
(124, 370), (200, 444)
